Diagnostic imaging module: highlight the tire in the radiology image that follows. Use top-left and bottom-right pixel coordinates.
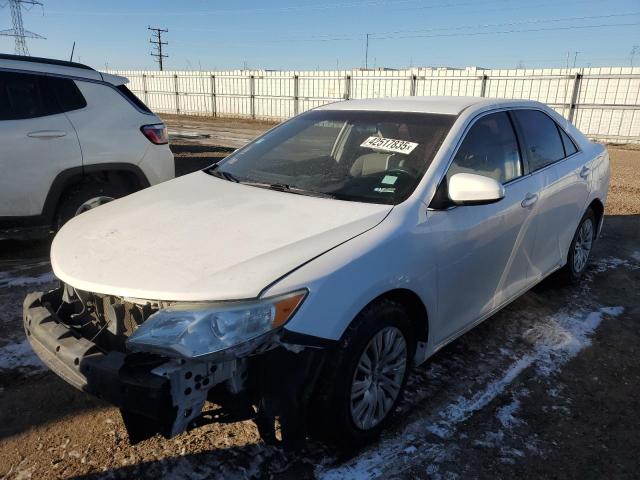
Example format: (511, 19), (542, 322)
(313, 299), (415, 449)
(559, 208), (596, 284)
(55, 180), (128, 229)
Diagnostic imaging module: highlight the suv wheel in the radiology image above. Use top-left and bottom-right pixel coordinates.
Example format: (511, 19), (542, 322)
(560, 209), (596, 283)
(314, 299), (414, 449)
(56, 181), (128, 229)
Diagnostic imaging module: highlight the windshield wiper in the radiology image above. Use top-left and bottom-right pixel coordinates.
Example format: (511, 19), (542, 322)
(242, 181), (336, 199)
(207, 165), (240, 183)
(207, 167), (336, 199)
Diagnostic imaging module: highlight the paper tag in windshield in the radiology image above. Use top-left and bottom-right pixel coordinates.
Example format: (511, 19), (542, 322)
(360, 136), (419, 155)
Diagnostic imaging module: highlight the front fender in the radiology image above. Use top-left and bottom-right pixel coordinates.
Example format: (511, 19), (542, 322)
(263, 205), (437, 352)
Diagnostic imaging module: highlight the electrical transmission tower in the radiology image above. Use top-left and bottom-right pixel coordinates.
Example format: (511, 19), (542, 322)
(148, 26), (168, 70)
(0, 0), (44, 56)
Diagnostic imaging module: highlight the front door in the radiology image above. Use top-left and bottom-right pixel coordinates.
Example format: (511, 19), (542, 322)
(428, 111), (541, 346)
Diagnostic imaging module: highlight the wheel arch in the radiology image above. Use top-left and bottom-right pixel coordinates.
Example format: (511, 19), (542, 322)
(342, 288), (430, 345)
(587, 197), (605, 236)
(42, 163), (150, 227)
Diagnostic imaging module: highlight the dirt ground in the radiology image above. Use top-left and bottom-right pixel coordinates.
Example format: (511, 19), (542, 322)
(0, 120), (638, 479)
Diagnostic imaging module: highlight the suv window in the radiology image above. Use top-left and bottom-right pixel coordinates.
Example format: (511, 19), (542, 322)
(447, 111), (523, 184)
(558, 126), (578, 157)
(117, 85), (152, 113)
(49, 77), (87, 112)
(513, 110), (565, 171)
(0, 71), (57, 120)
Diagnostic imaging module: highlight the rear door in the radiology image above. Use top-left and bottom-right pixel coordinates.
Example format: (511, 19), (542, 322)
(0, 71), (83, 217)
(429, 111), (541, 344)
(511, 109), (589, 280)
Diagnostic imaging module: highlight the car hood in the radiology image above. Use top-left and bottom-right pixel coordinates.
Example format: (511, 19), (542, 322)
(51, 172), (392, 301)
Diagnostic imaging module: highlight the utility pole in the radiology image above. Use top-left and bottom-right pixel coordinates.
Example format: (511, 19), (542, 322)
(148, 26), (168, 71)
(0, 0), (44, 56)
(572, 51), (580, 68)
(631, 46), (640, 67)
(364, 33), (370, 69)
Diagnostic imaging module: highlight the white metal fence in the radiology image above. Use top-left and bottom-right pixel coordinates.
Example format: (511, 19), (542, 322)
(107, 67), (640, 143)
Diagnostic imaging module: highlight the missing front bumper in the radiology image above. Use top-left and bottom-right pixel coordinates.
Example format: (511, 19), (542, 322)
(22, 289), (245, 442)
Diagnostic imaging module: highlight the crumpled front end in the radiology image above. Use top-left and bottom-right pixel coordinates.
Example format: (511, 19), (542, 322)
(23, 285), (325, 445)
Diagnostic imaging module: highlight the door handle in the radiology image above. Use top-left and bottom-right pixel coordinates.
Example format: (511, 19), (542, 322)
(27, 130), (67, 139)
(521, 193), (538, 208)
(579, 166), (591, 179)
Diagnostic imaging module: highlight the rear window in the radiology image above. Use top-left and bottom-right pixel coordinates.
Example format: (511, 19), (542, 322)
(558, 126), (578, 157)
(117, 85), (152, 113)
(48, 77), (87, 112)
(0, 71), (57, 120)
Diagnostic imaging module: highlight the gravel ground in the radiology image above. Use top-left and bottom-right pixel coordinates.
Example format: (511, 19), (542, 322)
(0, 134), (638, 479)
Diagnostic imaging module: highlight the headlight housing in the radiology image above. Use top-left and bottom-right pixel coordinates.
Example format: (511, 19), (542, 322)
(126, 290), (307, 359)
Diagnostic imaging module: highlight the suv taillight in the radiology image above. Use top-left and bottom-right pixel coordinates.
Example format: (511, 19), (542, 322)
(141, 124), (169, 145)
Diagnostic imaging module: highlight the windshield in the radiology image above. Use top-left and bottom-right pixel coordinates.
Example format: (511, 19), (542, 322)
(207, 109), (455, 205)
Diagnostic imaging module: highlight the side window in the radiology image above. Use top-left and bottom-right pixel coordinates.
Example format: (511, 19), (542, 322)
(48, 77), (87, 112)
(512, 110), (565, 171)
(117, 85), (152, 114)
(558, 127), (578, 157)
(447, 111), (523, 184)
(0, 71), (57, 120)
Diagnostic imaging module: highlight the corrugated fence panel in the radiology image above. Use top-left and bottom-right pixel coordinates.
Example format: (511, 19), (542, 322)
(107, 67), (640, 142)
(298, 72), (345, 113)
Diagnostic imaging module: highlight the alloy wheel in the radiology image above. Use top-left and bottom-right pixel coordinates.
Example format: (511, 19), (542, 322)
(74, 196), (115, 216)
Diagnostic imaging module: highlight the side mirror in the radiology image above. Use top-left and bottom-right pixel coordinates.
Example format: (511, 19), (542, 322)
(448, 173), (505, 206)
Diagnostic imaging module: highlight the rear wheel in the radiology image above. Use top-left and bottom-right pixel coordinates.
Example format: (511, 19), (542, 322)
(559, 209), (596, 284)
(55, 181), (128, 229)
(313, 299), (414, 449)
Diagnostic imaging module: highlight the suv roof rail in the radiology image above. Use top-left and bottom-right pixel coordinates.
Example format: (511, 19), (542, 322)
(0, 53), (94, 71)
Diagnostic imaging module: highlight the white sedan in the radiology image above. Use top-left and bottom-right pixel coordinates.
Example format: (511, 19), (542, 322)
(24, 96), (609, 448)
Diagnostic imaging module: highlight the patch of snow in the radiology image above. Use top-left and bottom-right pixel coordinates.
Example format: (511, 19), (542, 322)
(523, 306), (624, 376)
(473, 430), (505, 448)
(497, 398), (522, 429)
(428, 354), (534, 439)
(591, 256), (638, 273)
(0, 271), (56, 288)
(0, 339), (46, 372)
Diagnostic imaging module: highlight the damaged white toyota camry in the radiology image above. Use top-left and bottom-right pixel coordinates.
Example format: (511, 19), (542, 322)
(24, 96), (609, 448)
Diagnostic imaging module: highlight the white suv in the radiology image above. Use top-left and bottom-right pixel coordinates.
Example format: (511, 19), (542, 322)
(0, 54), (174, 239)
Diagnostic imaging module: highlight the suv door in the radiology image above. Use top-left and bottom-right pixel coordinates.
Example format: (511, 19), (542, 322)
(0, 71), (83, 217)
(428, 111), (542, 345)
(511, 109), (589, 279)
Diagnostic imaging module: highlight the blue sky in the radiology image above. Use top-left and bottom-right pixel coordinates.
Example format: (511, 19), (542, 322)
(1, 0), (639, 70)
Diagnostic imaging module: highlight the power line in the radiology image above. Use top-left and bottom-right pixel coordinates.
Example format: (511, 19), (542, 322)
(148, 26), (168, 70)
(233, 12), (640, 44)
(0, 0), (45, 55)
(372, 21), (640, 41)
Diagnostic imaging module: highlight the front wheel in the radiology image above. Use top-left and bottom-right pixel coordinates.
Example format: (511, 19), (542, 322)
(313, 299), (414, 449)
(559, 209), (596, 284)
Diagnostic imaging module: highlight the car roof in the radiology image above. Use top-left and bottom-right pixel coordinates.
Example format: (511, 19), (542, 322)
(0, 54), (127, 86)
(316, 96), (541, 115)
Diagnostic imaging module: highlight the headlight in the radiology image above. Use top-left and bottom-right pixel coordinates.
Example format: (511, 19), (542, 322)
(126, 290), (307, 359)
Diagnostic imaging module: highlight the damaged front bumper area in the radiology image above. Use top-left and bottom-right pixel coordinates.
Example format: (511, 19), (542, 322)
(23, 287), (253, 442)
